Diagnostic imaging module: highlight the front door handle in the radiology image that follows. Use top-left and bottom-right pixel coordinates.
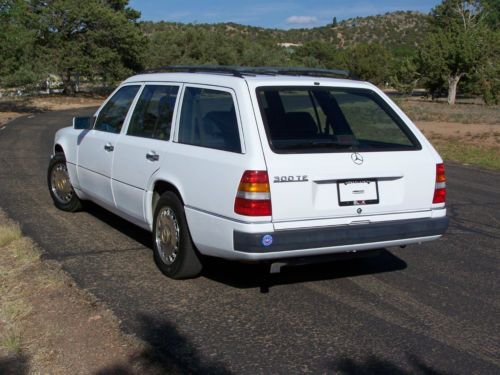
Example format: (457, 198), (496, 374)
(104, 143), (114, 152)
(146, 151), (159, 161)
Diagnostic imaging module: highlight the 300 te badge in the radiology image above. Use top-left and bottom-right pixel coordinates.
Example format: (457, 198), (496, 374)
(274, 176), (309, 183)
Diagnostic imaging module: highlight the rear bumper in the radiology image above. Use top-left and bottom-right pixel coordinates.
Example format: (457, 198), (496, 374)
(234, 217), (449, 254)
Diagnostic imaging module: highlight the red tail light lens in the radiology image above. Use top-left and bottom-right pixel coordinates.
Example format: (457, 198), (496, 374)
(234, 171), (272, 216)
(432, 163), (446, 204)
(234, 198), (272, 216)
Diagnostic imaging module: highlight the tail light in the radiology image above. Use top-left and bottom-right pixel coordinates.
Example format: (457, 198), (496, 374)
(234, 171), (272, 216)
(432, 163), (446, 204)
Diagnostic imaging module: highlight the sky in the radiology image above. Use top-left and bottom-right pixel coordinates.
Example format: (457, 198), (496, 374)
(129, 0), (442, 29)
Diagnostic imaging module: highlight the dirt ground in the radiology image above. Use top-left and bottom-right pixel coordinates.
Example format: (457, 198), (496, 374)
(0, 112), (22, 127)
(397, 97), (500, 125)
(25, 96), (104, 111)
(0, 211), (170, 375)
(0, 95), (103, 126)
(417, 121), (500, 147)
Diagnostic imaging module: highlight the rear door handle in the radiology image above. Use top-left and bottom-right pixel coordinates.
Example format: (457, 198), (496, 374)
(146, 151), (159, 161)
(104, 143), (114, 152)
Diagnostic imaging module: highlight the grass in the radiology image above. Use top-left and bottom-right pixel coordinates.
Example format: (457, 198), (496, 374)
(434, 141), (500, 170)
(395, 98), (500, 125)
(392, 97), (499, 170)
(0, 224), (21, 247)
(0, 216), (71, 364)
(0, 211), (143, 373)
(0, 328), (23, 356)
(9, 237), (40, 265)
(0, 299), (30, 356)
(1, 299), (32, 322)
(0, 221), (32, 357)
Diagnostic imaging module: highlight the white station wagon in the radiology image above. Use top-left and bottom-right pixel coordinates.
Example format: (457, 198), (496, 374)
(48, 66), (449, 279)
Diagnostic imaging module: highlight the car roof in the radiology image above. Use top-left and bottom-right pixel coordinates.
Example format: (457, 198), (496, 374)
(123, 72), (371, 90)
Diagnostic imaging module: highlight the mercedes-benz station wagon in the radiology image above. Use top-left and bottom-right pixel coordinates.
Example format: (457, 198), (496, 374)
(48, 66), (449, 279)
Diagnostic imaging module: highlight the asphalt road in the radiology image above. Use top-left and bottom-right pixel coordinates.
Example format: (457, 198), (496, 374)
(1, 109), (499, 374)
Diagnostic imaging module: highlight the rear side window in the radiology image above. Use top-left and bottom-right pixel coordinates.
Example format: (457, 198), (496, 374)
(178, 87), (241, 153)
(95, 85), (140, 133)
(257, 87), (419, 153)
(128, 85), (179, 140)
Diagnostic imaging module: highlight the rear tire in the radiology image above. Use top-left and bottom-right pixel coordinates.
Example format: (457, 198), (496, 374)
(48, 153), (82, 212)
(152, 191), (202, 279)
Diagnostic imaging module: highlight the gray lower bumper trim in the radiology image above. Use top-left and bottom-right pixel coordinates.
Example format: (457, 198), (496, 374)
(234, 217), (449, 253)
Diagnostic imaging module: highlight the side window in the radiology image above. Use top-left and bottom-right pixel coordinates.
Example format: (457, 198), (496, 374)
(94, 85), (140, 134)
(128, 85), (179, 140)
(178, 87), (241, 153)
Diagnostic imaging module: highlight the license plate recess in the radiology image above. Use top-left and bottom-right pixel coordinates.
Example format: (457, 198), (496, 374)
(337, 179), (379, 206)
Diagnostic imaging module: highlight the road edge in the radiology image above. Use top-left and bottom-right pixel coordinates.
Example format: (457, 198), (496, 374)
(0, 208), (155, 374)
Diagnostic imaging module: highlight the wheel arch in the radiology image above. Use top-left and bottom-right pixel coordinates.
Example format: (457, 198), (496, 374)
(146, 178), (186, 230)
(53, 128), (78, 165)
(54, 143), (64, 155)
(153, 179), (184, 206)
(52, 128), (81, 195)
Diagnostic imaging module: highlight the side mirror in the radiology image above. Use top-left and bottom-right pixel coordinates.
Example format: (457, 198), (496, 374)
(73, 116), (95, 130)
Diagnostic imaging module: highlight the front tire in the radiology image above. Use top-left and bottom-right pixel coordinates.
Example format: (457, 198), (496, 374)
(153, 191), (202, 279)
(48, 153), (82, 212)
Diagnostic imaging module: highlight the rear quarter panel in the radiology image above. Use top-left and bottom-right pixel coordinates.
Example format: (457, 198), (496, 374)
(145, 80), (269, 227)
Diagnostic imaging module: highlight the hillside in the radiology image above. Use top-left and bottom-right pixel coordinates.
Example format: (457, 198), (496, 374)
(141, 11), (429, 52)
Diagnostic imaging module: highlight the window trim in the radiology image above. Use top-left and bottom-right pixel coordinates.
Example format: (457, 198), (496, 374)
(255, 86), (422, 154)
(123, 82), (182, 141)
(173, 84), (245, 154)
(93, 83), (143, 134)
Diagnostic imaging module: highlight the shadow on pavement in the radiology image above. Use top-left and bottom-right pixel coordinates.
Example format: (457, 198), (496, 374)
(96, 314), (233, 375)
(202, 250), (407, 292)
(84, 201), (152, 249)
(82, 202), (406, 292)
(0, 100), (45, 114)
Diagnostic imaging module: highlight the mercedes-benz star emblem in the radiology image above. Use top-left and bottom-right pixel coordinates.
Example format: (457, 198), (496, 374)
(351, 153), (364, 165)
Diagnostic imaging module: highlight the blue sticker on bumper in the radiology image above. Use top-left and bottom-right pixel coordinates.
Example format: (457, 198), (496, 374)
(262, 234), (273, 247)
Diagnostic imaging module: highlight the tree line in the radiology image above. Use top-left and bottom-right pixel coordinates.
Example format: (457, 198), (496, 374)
(0, 0), (145, 94)
(0, 0), (498, 104)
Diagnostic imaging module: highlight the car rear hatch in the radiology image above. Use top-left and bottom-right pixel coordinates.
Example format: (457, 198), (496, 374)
(252, 84), (437, 225)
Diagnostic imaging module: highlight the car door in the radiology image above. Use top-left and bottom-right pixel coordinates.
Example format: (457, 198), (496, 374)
(77, 84), (141, 209)
(112, 84), (181, 224)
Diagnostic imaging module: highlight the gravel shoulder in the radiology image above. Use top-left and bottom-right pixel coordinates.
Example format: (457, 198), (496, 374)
(0, 210), (150, 374)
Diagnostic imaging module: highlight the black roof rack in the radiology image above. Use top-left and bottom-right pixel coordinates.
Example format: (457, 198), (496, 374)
(142, 65), (246, 77)
(140, 65), (356, 79)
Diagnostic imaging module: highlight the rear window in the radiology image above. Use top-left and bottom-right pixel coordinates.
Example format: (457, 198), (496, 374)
(256, 87), (420, 153)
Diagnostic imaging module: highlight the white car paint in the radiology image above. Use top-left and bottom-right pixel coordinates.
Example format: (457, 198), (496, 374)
(53, 72), (447, 261)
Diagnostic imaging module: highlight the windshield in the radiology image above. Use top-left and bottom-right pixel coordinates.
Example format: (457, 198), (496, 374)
(256, 87), (420, 153)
